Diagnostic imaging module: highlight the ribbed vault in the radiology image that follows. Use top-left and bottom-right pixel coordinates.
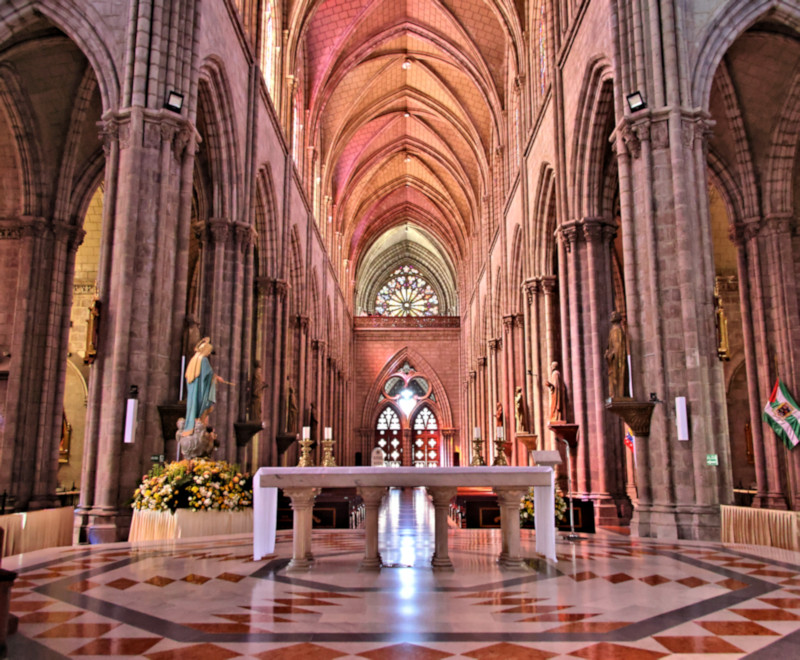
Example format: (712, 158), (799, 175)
(288, 0), (521, 310)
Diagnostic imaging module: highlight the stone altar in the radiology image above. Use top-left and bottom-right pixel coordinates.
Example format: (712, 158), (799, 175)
(253, 465), (559, 572)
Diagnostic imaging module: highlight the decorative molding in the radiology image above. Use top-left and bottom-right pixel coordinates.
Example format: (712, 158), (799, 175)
(604, 398), (656, 437)
(354, 316), (460, 329)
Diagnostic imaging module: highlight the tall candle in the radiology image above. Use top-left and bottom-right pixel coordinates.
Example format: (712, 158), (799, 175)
(324, 427), (332, 440)
(302, 426), (310, 439)
(473, 427), (480, 439)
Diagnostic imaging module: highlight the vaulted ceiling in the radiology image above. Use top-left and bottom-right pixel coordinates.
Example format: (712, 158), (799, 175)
(287, 0), (523, 303)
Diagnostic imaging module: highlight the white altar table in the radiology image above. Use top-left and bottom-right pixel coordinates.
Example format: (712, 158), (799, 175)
(253, 464), (559, 572)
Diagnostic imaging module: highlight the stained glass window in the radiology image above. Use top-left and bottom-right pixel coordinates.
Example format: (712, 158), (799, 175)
(376, 406), (401, 465)
(413, 406), (438, 467)
(374, 265), (439, 317)
(260, 1), (275, 98)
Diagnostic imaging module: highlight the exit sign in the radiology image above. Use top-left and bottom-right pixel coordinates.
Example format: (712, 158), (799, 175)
(706, 454), (719, 466)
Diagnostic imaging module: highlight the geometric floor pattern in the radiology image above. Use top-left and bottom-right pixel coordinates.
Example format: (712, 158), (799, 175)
(4, 489), (800, 658)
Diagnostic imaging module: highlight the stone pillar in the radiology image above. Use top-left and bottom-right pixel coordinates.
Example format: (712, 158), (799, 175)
(284, 487), (318, 572)
(477, 356), (487, 451)
(427, 487), (457, 570)
(495, 487), (527, 569)
(358, 487), (386, 570)
(541, 276), (558, 448)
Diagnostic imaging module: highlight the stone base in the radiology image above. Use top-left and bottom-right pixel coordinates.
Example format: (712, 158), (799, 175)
(632, 504), (721, 541)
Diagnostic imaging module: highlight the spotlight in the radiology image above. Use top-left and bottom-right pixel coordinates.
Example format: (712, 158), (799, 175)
(401, 58), (412, 70)
(164, 90), (184, 113)
(626, 91), (646, 112)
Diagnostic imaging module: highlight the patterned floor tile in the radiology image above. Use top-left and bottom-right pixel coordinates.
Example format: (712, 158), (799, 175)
(639, 575), (670, 586)
(544, 621), (629, 633)
(145, 575), (176, 587)
(569, 642), (667, 659)
(10, 599), (53, 612)
(106, 577), (139, 590)
(758, 596), (800, 609)
(730, 607), (800, 621)
(216, 572), (248, 583)
(604, 573), (634, 583)
(35, 622), (119, 638)
(716, 577), (749, 590)
(18, 610), (82, 624)
(519, 612), (598, 622)
(145, 642), (243, 659)
(182, 573), (212, 585)
(652, 635), (743, 653)
(698, 620), (780, 636)
(254, 642), (347, 659)
(462, 642), (556, 659)
(357, 643), (452, 659)
(71, 637), (163, 655)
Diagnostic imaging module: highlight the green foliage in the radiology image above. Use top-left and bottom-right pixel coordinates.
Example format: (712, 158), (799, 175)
(520, 487), (567, 524)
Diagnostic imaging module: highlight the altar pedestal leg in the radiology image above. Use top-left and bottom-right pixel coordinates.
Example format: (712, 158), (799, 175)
(427, 486), (457, 570)
(358, 487), (386, 571)
(495, 487), (528, 570)
(284, 487), (318, 572)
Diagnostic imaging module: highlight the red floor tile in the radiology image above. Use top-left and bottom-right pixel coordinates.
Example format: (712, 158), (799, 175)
(145, 643), (242, 659)
(730, 608), (800, 621)
(72, 637), (162, 655)
(698, 620), (780, 636)
(758, 597), (800, 609)
(546, 621), (629, 633)
(18, 610), (81, 624)
(653, 636), (742, 654)
(569, 642), (667, 659)
(357, 642), (452, 659)
(36, 622), (119, 638)
(463, 642), (556, 659)
(254, 642), (347, 659)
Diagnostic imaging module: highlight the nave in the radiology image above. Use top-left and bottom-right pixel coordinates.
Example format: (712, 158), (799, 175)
(4, 489), (800, 658)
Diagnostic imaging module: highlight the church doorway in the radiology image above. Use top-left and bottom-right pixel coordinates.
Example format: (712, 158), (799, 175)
(411, 405), (440, 467)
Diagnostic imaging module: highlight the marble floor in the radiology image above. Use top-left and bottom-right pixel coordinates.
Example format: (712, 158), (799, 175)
(4, 488), (800, 659)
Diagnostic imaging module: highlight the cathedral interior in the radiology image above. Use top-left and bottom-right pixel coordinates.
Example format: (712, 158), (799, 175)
(1, 0), (800, 656)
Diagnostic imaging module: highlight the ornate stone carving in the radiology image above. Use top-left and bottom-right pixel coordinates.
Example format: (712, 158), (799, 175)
(650, 120), (669, 150)
(488, 338), (501, 352)
(604, 399), (656, 437)
(540, 275), (557, 295)
(0, 227), (21, 240)
(272, 279), (288, 299)
(557, 224), (578, 252)
(618, 123), (641, 159)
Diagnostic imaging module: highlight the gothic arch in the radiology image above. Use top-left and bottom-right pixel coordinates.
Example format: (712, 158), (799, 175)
(692, 0), (800, 109)
(0, 1), (119, 111)
(765, 71), (800, 216)
(531, 163), (556, 275)
(360, 346), (453, 430)
(570, 57), (615, 220)
(254, 164), (279, 279)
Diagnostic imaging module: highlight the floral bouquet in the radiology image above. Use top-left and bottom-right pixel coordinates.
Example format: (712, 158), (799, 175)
(519, 487), (567, 525)
(132, 459), (252, 513)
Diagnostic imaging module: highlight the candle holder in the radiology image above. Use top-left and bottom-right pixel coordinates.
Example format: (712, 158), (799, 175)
(492, 427), (508, 466)
(470, 436), (486, 466)
(297, 436), (314, 467)
(321, 428), (336, 467)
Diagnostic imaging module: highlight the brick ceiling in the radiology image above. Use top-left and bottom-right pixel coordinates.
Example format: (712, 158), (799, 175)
(290, 0), (519, 271)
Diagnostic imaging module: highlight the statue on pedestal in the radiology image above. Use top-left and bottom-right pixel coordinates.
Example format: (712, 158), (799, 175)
(546, 361), (566, 422)
(248, 361), (266, 421)
(183, 337), (230, 436)
(308, 402), (319, 443)
(495, 402), (503, 427)
(605, 311), (628, 400)
(514, 386), (527, 432)
(285, 377), (298, 433)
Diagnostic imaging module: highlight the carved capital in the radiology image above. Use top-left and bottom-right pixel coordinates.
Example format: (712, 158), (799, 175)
(514, 313), (524, 328)
(98, 118), (119, 155)
(557, 223), (578, 251)
(469, 370), (477, 380)
(523, 278), (540, 304)
(234, 222), (253, 252)
(207, 219), (230, 245)
(477, 356), (487, 367)
(540, 275), (557, 295)
(254, 276), (271, 296)
(762, 213), (793, 237)
(297, 315), (310, 332)
(272, 279), (288, 299)
(488, 338), (501, 352)
(618, 122), (641, 159)
(502, 315), (514, 333)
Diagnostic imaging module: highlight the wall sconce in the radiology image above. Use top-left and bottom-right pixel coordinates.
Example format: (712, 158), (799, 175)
(626, 91), (646, 112)
(164, 90), (184, 113)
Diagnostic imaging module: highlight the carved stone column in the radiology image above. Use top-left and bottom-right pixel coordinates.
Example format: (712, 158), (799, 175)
(427, 486), (457, 570)
(495, 487), (528, 570)
(284, 487), (319, 572)
(358, 487), (386, 571)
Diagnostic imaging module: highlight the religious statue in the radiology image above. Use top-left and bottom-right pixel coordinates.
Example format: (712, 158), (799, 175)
(495, 402), (503, 427)
(514, 386), (527, 432)
(546, 361), (566, 422)
(176, 417), (219, 459)
(84, 296), (101, 364)
(285, 377), (298, 433)
(182, 313), (201, 360)
(183, 337), (230, 436)
(308, 402), (319, 442)
(248, 361), (267, 421)
(605, 311), (628, 399)
(714, 280), (730, 361)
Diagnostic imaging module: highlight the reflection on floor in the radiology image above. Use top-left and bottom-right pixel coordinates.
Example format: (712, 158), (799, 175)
(4, 487), (800, 658)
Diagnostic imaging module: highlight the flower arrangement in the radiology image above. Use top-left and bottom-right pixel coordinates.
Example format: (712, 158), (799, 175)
(519, 487), (567, 525)
(132, 459), (252, 513)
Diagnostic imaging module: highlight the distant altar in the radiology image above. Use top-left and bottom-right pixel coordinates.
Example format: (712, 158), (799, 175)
(253, 463), (559, 572)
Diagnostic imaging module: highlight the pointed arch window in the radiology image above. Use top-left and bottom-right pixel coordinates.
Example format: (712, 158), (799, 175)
(413, 405), (439, 467)
(374, 265), (439, 317)
(376, 406), (401, 466)
(260, 0), (276, 98)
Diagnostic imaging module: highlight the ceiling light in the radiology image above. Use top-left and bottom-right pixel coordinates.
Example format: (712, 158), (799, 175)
(402, 58), (412, 70)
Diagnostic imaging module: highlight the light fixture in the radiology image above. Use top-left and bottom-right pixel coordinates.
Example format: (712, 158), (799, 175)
(626, 91), (646, 112)
(403, 112), (410, 118)
(164, 90), (184, 113)
(401, 57), (412, 70)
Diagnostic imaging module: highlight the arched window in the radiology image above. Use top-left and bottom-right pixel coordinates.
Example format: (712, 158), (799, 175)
(376, 406), (402, 466)
(260, 0), (276, 98)
(374, 265), (439, 317)
(538, 1), (548, 97)
(412, 405), (439, 467)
